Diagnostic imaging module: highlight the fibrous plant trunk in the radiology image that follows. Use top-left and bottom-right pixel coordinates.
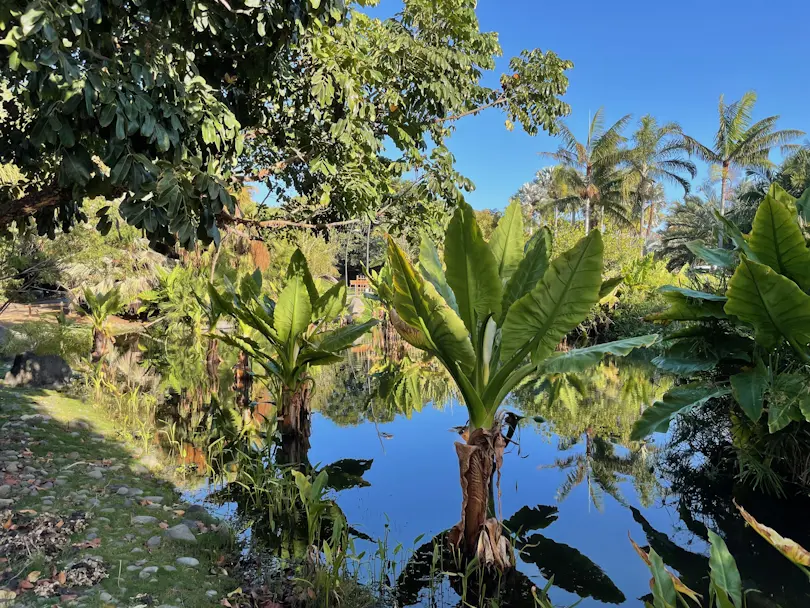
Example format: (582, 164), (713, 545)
(449, 425), (513, 570)
(278, 382), (312, 465)
(91, 328), (109, 363)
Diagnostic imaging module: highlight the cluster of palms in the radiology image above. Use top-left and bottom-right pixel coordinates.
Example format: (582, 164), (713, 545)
(521, 91), (805, 256)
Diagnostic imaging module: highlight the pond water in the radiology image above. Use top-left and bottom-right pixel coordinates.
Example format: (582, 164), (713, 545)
(144, 330), (810, 608)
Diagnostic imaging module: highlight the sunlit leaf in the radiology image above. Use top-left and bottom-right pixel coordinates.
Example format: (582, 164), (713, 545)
(747, 184), (810, 291)
(724, 255), (810, 351)
(708, 530), (743, 608)
(444, 201), (502, 334)
(500, 227), (551, 324)
(540, 334), (659, 374)
(489, 198), (525, 282)
(631, 384), (730, 440)
(274, 276), (312, 342)
(501, 230), (603, 365)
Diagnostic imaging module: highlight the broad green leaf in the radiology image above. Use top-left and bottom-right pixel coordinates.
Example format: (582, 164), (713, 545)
(685, 240), (736, 269)
(500, 227), (551, 324)
(713, 209), (758, 261)
(316, 320), (377, 353)
(387, 237), (475, 374)
(648, 549), (678, 608)
(708, 530), (743, 608)
(501, 231), (603, 364)
(767, 373), (808, 433)
(631, 384), (731, 440)
(652, 340), (719, 374)
(795, 187), (810, 223)
(725, 256), (810, 351)
(748, 184), (810, 291)
(444, 202), (502, 334)
(418, 236), (457, 313)
(647, 286), (727, 322)
(312, 282), (346, 322)
(287, 248), (319, 305)
(275, 276), (312, 342)
(539, 334), (659, 374)
(60, 147), (93, 186)
(598, 275), (624, 299)
(730, 361), (768, 422)
(489, 198), (524, 282)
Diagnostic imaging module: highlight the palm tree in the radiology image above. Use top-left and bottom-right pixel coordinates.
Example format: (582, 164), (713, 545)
(682, 91), (804, 246)
(542, 108), (632, 233)
(517, 165), (577, 238)
(626, 116), (696, 253)
(660, 184), (721, 270)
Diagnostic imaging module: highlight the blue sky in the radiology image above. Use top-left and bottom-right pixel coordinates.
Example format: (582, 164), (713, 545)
(253, 0), (810, 211)
(451, 0), (810, 210)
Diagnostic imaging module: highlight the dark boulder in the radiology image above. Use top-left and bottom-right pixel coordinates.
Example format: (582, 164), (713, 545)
(4, 353), (72, 388)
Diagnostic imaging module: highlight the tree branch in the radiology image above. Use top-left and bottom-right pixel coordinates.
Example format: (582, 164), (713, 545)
(437, 95), (507, 123)
(0, 184), (71, 227)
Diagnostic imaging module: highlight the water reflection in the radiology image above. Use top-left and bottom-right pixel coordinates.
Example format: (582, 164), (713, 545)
(133, 327), (810, 607)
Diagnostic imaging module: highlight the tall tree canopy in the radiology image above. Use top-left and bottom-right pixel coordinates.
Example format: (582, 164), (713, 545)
(0, 0), (573, 249)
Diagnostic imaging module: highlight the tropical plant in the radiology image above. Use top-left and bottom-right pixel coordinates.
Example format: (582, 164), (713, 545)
(372, 197), (658, 567)
(632, 185), (810, 464)
(625, 115), (696, 253)
(660, 186), (722, 270)
(209, 249), (377, 462)
(632, 502), (810, 608)
(541, 108), (633, 233)
(682, 92), (804, 246)
(82, 285), (124, 362)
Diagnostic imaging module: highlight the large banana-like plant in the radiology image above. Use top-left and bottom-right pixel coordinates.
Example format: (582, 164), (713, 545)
(374, 199), (658, 566)
(209, 249), (377, 460)
(633, 184), (810, 441)
(82, 286), (125, 362)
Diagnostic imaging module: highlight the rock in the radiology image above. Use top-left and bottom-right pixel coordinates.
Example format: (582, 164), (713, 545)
(162, 566), (177, 572)
(128, 488), (144, 497)
(87, 469), (103, 480)
(99, 592), (113, 602)
(3, 353), (72, 388)
(131, 515), (158, 525)
(175, 557), (199, 568)
(0, 485), (9, 498)
(185, 505), (207, 516)
(206, 590), (217, 598)
(165, 524), (196, 544)
(100, 508), (115, 514)
(126, 565), (141, 572)
(0, 499), (14, 508)
(131, 548), (144, 554)
(146, 536), (161, 549)
(54, 478), (67, 486)
(142, 496), (164, 504)
(139, 566), (159, 580)
(4, 463), (17, 474)
(116, 487), (130, 496)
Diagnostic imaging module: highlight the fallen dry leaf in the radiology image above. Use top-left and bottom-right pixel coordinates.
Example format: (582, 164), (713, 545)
(173, 510), (185, 517)
(71, 538), (101, 549)
(57, 572), (66, 585)
(17, 510), (37, 515)
(736, 501), (810, 567)
(55, 520), (64, 529)
(158, 522), (169, 530)
(219, 600), (231, 607)
(26, 571), (40, 583)
(18, 580), (33, 591)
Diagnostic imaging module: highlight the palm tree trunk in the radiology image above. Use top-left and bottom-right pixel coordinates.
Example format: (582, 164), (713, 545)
(719, 162), (729, 247)
(645, 201), (655, 252)
(584, 198), (591, 234)
(232, 350), (252, 412)
(640, 201), (646, 255)
(554, 206), (559, 240)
